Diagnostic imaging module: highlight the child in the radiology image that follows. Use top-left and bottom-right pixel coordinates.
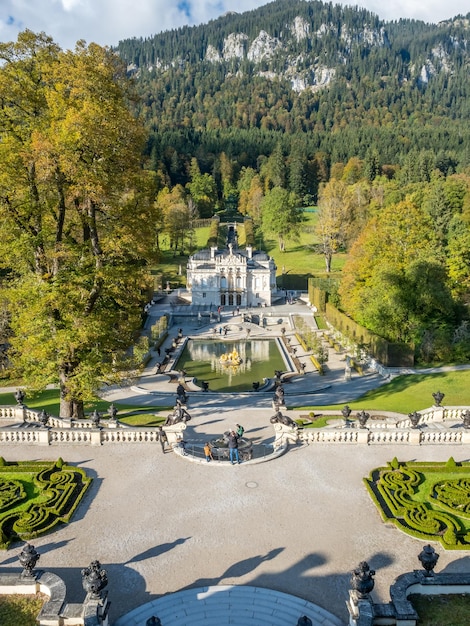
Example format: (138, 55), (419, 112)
(236, 423), (244, 437)
(204, 442), (213, 462)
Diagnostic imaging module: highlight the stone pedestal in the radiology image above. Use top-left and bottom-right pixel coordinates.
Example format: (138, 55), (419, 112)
(356, 430), (369, 444)
(90, 430), (103, 446)
(83, 591), (110, 626)
(164, 421), (186, 448)
(347, 590), (374, 626)
(37, 429), (51, 445)
(408, 429), (421, 445)
(462, 430), (470, 444)
(433, 407), (445, 420)
(272, 422), (299, 449)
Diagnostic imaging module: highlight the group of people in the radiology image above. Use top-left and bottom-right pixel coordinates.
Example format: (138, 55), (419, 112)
(204, 423), (245, 464)
(158, 421), (246, 462)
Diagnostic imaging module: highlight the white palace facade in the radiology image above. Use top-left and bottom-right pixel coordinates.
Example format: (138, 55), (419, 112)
(186, 243), (277, 308)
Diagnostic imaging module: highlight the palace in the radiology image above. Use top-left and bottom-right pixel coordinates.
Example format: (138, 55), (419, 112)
(186, 241), (277, 308)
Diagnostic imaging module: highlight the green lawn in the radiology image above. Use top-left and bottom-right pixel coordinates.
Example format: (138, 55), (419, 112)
(260, 212), (346, 290)
(0, 595), (45, 626)
(118, 412), (168, 426)
(3, 371), (470, 418)
(409, 594), (470, 625)
(294, 370), (470, 413)
(0, 389), (170, 420)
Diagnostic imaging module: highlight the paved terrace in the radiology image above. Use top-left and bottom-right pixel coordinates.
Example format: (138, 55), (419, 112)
(1, 299), (470, 625)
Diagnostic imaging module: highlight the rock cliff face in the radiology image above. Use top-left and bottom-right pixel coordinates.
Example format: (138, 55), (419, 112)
(123, 5), (469, 95)
(201, 15), (347, 92)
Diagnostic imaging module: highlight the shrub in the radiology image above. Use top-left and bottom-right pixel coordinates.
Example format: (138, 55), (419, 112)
(310, 355), (324, 375)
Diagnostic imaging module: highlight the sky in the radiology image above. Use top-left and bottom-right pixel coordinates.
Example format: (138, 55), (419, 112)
(1, 0), (469, 52)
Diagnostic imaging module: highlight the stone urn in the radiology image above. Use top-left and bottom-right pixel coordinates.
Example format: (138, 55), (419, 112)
(461, 410), (470, 429)
(81, 560), (108, 598)
(408, 411), (421, 428)
(418, 545), (439, 576)
(39, 409), (49, 426)
(351, 561), (375, 598)
(356, 410), (370, 428)
(432, 391), (445, 407)
(19, 543), (40, 577)
(14, 389), (25, 406)
(342, 405), (352, 426)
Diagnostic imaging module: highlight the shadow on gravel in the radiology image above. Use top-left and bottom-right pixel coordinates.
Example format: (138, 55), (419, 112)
(126, 537), (191, 565)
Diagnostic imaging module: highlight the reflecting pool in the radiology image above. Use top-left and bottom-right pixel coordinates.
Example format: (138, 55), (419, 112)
(175, 339), (287, 392)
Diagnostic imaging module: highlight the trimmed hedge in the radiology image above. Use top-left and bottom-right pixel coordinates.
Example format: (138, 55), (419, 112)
(243, 218), (255, 247)
(308, 277), (414, 367)
(310, 355), (325, 375)
(0, 459), (92, 548)
(364, 458), (470, 549)
(206, 217), (220, 248)
(325, 303), (414, 367)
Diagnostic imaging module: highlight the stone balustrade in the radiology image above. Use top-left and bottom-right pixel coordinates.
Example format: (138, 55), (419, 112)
(1, 405), (470, 448)
(348, 568), (470, 626)
(0, 569), (108, 626)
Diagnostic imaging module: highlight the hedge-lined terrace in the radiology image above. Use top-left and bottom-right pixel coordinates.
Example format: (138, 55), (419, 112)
(0, 458), (92, 549)
(365, 458), (470, 550)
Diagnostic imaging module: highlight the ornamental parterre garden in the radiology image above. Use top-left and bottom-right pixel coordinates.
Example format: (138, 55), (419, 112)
(0, 458), (91, 549)
(364, 457), (470, 550)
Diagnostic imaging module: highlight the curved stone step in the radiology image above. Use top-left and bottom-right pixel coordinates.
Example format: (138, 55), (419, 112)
(114, 585), (345, 626)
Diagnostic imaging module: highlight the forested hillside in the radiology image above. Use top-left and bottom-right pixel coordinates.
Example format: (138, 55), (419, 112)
(116, 0), (470, 189)
(112, 0), (470, 364)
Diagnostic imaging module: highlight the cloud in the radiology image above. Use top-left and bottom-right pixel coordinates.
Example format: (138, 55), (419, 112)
(0, 0), (468, 52)
(61, 0), (85, 11)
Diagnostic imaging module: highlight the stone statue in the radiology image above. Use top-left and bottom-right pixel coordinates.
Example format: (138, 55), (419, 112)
(108, 404), (118, 420)
(90, 410), (101, 428)
(165, 400), (191, 425)
(81, 560), (108, 599)
(176, 384), (188, 404)
(270, 411), (296, 427)
(273, 384), (285, 405)
(19, 543), (40, 577)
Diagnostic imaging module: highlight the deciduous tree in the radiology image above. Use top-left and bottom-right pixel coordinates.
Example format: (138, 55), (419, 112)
(0, 31), (157, 418)
(261, 187), (302, 251)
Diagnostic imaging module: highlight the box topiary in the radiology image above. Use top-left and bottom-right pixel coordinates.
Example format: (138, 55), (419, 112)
(0, 459), (92, 548)
(365, 459), (470, 550)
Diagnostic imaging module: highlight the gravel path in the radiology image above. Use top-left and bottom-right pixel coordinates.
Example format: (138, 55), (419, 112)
(1, 302), (469, 624)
